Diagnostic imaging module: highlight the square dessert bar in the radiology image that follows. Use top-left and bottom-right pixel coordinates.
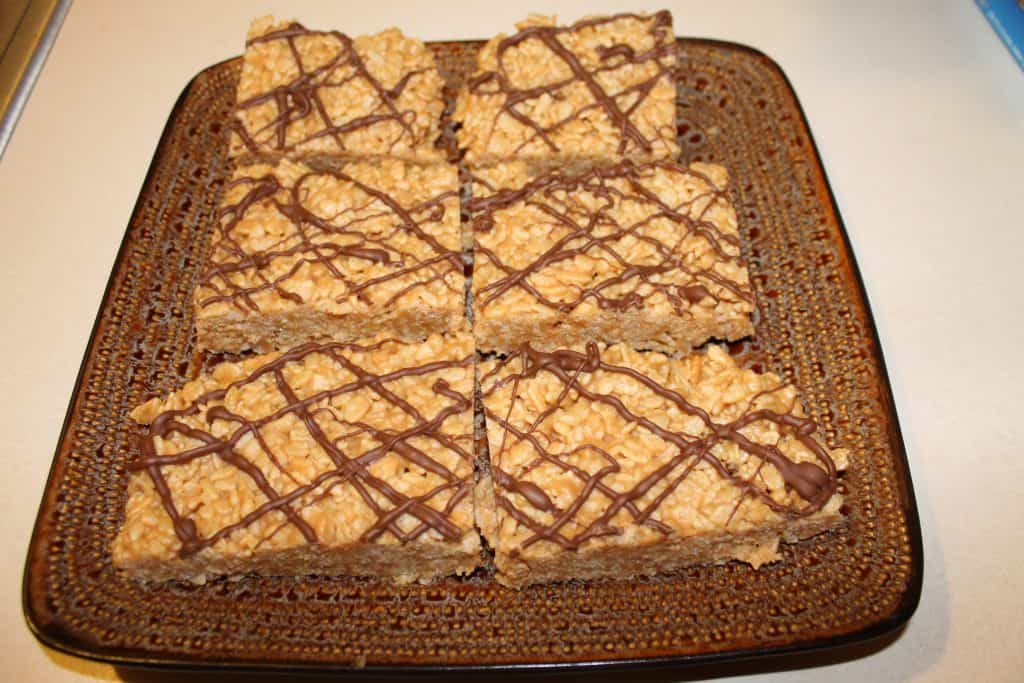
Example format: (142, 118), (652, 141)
(469, 160), (755, 354)
(230, 16), (445, 164)
(195, 158), (464, 353)
(454, 11), (680, 169)
(477, 343), (847, 588)
(112, 333), (480, 583)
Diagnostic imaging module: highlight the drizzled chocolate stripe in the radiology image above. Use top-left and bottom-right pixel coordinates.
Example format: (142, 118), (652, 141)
(233, 22), (432, 155)
(468, 11), (676, 156)
(130, 341), (474, 558)
(198, 167), (461, 313)
(469, 160), (754, 315)
(481, 344), (838, 551)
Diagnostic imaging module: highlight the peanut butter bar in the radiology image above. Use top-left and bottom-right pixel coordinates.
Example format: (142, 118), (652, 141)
(195, 158), (463, 353)
(477, 343), (847, 588)
(454, 12), (679, 170)
(469, 160), (754, 354)
(112, 334), (479, 583)
(230, 16), (445, 163)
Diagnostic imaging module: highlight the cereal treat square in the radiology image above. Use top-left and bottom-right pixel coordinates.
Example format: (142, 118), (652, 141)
(230, 16), (445, 163)
(469, 160), (754, 354)
(112, 334), (479, 583)
(454, 12), (679, 169)
(477, 343), (847, 588)
(195, 158), (464, 353)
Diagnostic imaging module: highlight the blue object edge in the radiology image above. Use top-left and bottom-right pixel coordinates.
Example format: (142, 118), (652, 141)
(976, 0), (1024, 72)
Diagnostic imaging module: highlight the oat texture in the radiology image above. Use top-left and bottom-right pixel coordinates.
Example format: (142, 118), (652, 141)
(230, 16), (445, 163)
(112, 333), (479, 583)
(195, 158), (463, 353)
(469, 160), (754, 354)
(478, 343), (847, 588)
(454, 11), (679, 169)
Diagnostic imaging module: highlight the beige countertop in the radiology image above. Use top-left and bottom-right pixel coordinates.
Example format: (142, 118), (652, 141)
(1, 1), (1022, 681)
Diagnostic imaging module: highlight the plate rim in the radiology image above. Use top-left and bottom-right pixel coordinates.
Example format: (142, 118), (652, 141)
(22, 36), (923, 674)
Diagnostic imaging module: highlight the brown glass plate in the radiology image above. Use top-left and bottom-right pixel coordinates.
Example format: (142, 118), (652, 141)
(22, 39), (921, 674)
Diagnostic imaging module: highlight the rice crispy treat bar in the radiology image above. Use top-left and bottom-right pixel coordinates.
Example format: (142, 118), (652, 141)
(112, 333), (480, 583)
(195, 158), (463, 353)
(230, 16), (445, 164)
(469, 160), (755, 354)
(477, 343), (847, 588)
(454, 12), (679, 170)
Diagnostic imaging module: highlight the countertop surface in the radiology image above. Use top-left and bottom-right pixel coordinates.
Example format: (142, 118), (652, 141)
(2, 1), (1022, 681)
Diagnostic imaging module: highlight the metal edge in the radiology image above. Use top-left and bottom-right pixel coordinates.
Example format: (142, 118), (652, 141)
(20, 39), (924, 674)
(0, 0), (72, 159)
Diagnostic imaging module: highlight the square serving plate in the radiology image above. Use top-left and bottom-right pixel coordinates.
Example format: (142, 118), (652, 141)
(22, 38), (922, 673)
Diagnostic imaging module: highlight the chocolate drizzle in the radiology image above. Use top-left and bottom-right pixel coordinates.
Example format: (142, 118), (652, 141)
(467, 11), (677, 156)
(232, 22), (435, 155)
(468, 160), (754, 315)
(198, 167), (461, 313)
(480, 344), (838, 551)
(130, 341), (474, 558)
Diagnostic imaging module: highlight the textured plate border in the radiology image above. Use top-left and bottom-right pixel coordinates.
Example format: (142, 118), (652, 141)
(22, 38), (922, 674)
